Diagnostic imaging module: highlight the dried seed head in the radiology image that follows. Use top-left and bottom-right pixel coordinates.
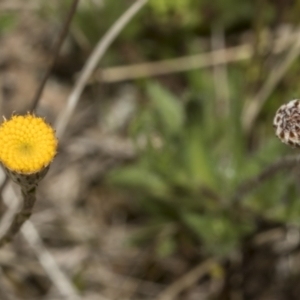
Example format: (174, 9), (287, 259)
(273, 99), (300, 148)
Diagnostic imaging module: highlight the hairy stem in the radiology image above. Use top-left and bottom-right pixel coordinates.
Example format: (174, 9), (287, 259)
(0, 185), (36, 246)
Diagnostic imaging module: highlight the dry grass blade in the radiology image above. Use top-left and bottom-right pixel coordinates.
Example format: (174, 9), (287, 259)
(21, 221), (82, 300)
(55, 0), (149, 139)
(242, 28), (300, 132)
(94, 44), (252, 83)
(211, 25), (230, 116)
(91, 28), (294, 83)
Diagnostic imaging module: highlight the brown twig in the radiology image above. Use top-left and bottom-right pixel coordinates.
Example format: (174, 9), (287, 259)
(29, 0), (80, 112)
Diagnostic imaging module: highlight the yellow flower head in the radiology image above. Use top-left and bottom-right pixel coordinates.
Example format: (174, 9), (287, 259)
(0, 114), (57, 174)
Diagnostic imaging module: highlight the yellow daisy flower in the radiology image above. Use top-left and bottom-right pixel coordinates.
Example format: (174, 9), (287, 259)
(0, 114), (57, 174)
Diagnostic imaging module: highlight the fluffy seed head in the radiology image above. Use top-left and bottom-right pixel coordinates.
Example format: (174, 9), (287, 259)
(0, 114), (57, 174)
(273, 99), (300, 148)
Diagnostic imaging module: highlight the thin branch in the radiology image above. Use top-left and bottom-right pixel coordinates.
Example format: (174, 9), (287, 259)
(29, 0), (80, 112)
(55, 0), (149, 139)
(232, 154), (300, 203)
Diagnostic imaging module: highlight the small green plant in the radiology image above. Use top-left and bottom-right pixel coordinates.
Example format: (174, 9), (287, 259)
(107, 81), (241, 257)
(107, 74), (300, 258)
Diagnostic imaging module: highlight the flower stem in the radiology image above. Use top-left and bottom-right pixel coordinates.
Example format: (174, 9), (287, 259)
(0, 166), (49, 246)
(0, 185), (37, 246)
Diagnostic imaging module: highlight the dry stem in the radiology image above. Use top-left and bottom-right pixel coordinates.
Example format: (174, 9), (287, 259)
(55, 0), (149, 139)
(0, 185), (36, 246)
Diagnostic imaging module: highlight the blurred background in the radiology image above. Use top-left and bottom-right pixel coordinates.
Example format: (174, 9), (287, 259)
(0, 0), (300, 299)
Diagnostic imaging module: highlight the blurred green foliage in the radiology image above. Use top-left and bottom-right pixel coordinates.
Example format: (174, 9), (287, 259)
(106, 78), (280, 257)
(40, 0), (300, 258)
(106, 69), (300, 257)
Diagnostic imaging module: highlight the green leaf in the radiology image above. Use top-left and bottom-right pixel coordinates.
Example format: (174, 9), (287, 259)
(184, 127), (218, 188)
(146, 82), (184, 136)
(181, 98), (218, 189)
